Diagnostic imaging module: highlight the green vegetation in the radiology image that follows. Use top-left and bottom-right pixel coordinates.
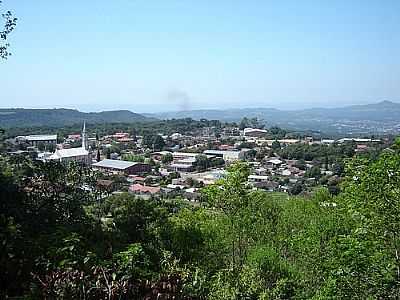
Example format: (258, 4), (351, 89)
(1, 118), (228, 140)
(0, 108), (149, 128)
(123, 153), (146, 163)
(142, 134), (166, 151)
(1, 140), (400, 298)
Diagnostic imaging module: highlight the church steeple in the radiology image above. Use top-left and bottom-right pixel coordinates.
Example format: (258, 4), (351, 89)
(82, 121), (88, 150)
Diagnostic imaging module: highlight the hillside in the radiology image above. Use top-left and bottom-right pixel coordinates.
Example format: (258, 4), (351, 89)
(148, 100), (400, 134)
(0, 108), (151, 128)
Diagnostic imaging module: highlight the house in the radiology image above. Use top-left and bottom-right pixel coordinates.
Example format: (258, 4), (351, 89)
(321, 139), (335, 144)
(16, 134), (57, 147)
(203, 149), (246, 161)
(169, 163), (195, 172)
(66, 134), (81, 143)
(97, 179), (116, 194)
(93, 159), (151, 175)
(254, 167), (268, 175)
(186, 169), (226, 185)
(113, 132), (130, 139)
(257, 139), (300, 146)
(248, 175), (270, 183)
(129, 184), (160, 195)
(218, 144), (235, 151)
(355, 144), (369, 152)
(151, 151), (172, 161)
(243, 128), (268, 138)
(166, 184), (185, 190)
(172, 152), (201, 160)
(168, 152), (215, 172)
(253, 181), (279, 191)
(128, 175), (146, 183)
(337, 138), (381, 144)
(170, 133), (183, 140)
(266, 158), (283, 168)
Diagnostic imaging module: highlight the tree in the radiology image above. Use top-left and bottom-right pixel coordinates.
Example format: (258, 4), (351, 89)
(195, 154), (209, 171)
(203, 162), (251, 272)
(0, 1), (17, 59)
(153, 135), (166, 151)
(326, 152), (400, 298)
(305, 166), (321, 179)
(161, 153), (173, 164)
(294, 159), (306, 170)
(185, 177), (194, 187)
(271, 140), (281, 151)
(289, 182), (303, 195)
(37, 142), (46, 151)
(145, 157), (156, 167)
(123, 153), (145, 162)
(239, 117), (249, 130)
(105, 148), (111, 159)
(142, 134), (165, 151)
(269, 126), (286, 139)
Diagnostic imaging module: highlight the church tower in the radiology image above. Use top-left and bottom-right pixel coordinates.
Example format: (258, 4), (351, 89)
(82, 121), (88, 150)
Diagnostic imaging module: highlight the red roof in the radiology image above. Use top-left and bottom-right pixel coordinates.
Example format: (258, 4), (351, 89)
(129, 184), (160, 194)
(219, 144), (234, 150)
(129, 175), (146, 181)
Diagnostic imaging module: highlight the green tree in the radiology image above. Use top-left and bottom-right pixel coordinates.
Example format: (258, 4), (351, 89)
(289, 182), (303, 195)
(271, 140), (281, 151)
(305, 166), (321, 179)
(161, 153), (173, 164)
(203, 162), (251, 272)
(294, 159), (306, 170)
(123, 153), (145, 162)
(195, 154), (210, 171)
(325, 152), (400, 298)
(142, 134), (165, 151)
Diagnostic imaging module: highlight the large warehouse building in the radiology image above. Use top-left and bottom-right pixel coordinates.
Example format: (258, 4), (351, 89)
(92, 159), (151, 175)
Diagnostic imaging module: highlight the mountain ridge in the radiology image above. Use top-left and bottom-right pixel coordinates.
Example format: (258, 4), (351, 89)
(146, 100), (400, 133)
(0, 108), (151, 128)
(1, 101), (399, 133)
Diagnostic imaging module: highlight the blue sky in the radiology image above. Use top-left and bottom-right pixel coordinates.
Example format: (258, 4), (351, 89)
(1, 0), (399, 112)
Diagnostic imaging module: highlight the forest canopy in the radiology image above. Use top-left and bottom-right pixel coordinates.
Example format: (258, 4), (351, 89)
(1, 142), (400, 298)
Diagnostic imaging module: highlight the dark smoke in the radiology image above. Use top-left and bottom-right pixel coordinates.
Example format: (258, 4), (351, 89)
(167, 89), (192, 111)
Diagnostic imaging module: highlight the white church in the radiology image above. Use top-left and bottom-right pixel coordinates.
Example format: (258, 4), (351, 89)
(48, 122), (92, 165)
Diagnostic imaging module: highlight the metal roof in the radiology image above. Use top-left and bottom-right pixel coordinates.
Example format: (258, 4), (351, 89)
(92, 159), (138, 170)
(170, 163), (194, 169)
(49, 148), (88, 159)
(22, 135), (57, 141)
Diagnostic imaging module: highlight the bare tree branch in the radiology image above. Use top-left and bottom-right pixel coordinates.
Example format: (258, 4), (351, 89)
(0, 0), (17, 59)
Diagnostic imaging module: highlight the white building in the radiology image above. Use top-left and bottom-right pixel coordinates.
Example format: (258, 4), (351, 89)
(48, 122), (91, 165)
(243, 128), (268, 138)
(203, 149), (247, 161)
(16, 134), (57, 147)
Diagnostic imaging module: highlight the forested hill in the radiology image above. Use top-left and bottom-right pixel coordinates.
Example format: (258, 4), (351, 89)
(0, 108), (152, 127)
(150, 100), (400, 122)
(148, 100), (400, 134)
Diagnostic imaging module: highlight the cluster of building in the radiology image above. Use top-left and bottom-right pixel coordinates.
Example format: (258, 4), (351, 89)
(10, 123), (384, 200)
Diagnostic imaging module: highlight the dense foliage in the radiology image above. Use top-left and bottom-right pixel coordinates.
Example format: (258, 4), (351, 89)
(2, 118), (228, 140)
(1, 143), (400, 298)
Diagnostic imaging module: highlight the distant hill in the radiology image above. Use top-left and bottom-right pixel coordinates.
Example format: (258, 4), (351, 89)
(148, 101), (400, 134)
(0, 108), (151, 128)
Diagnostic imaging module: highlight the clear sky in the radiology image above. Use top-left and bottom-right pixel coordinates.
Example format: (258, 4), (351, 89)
(1, 0), (399, 113)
